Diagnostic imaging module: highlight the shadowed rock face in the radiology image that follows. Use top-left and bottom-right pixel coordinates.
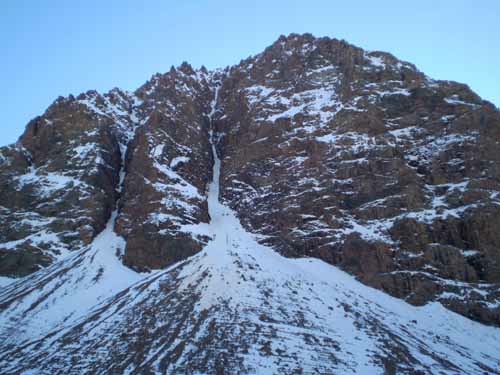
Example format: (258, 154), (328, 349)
(115, 67), (215, 272)
(1, 33), (500, 326)
(0, 95), (125, 277)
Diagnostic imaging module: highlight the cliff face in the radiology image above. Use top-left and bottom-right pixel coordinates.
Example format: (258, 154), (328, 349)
(0, 90), (131, 277)
(0, 32), (499, 350)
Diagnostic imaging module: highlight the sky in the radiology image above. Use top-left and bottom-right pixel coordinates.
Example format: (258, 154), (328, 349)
(1, 0), (499, 145)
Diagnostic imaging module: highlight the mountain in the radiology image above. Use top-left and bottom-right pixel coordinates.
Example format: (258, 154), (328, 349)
(0, 33), (499, 374)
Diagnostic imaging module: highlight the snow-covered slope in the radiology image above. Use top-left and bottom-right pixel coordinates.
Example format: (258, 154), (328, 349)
(0, 212), (144, 345)
(0, 127), (499, 374)
(0, 124), (146, 345)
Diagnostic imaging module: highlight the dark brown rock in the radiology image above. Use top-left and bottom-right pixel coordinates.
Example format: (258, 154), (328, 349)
(115, 67), (214, 271)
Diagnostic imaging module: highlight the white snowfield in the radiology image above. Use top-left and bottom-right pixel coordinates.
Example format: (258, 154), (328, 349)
(0, 126), (499, 375)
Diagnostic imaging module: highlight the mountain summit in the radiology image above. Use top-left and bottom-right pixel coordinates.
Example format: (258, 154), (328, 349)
(0, 34), (499, 374)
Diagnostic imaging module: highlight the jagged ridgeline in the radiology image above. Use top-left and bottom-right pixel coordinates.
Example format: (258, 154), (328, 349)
(0, 34), (499, 374)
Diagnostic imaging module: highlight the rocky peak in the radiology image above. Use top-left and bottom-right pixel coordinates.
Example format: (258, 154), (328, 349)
(1, 33), (500, 374)
(178, 61), (196, 75)
(212, 35), (500, 326)
(1, 34), (500, 331)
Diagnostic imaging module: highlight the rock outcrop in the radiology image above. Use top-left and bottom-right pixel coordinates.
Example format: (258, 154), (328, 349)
(0, 91), (130, 276)
(116, 67), (215, 272)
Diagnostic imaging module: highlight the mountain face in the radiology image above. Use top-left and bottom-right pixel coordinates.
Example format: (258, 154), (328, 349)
(0, 33), (500, 373)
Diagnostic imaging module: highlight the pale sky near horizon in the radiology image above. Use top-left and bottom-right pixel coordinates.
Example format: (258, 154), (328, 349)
(1, 0), (499, 145)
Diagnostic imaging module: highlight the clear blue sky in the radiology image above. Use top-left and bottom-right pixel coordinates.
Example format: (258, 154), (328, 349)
(1, 0), (499, 146)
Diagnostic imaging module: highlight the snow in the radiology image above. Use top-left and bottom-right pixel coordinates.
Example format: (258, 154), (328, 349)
(389, 126), (422, 140)
(315, 133), (340, 143)
(16, 167), (85, 197)
(426, 180), (469, 193)
(0, 230), (70, 258)
(170, 156), (190, 169)
(152, 162), (202, 200)
(315, 131), (380, 157)
(461, 249), (479, 257)
(441, 114), (456, 123)
(245, 85), (275, 105)
(365, 54), (386, 69)
(0, 276), (14, 288)
(77, 90), (142, 148)
(79, 91), (136, 121)
(267, 87), (341, 123)
(244, 70), (346, 129)
(72, 143), (97, 159)
(376, 87), (411, 97)
(152, 144), (165, 158)
(331, 216), (394, 243)
(78, 98), (108, 117)
(305, 65), (336, 75)
(409, 132), (478, 163)
(267, 103), (305, 122)
(444, 96), (480, 108)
